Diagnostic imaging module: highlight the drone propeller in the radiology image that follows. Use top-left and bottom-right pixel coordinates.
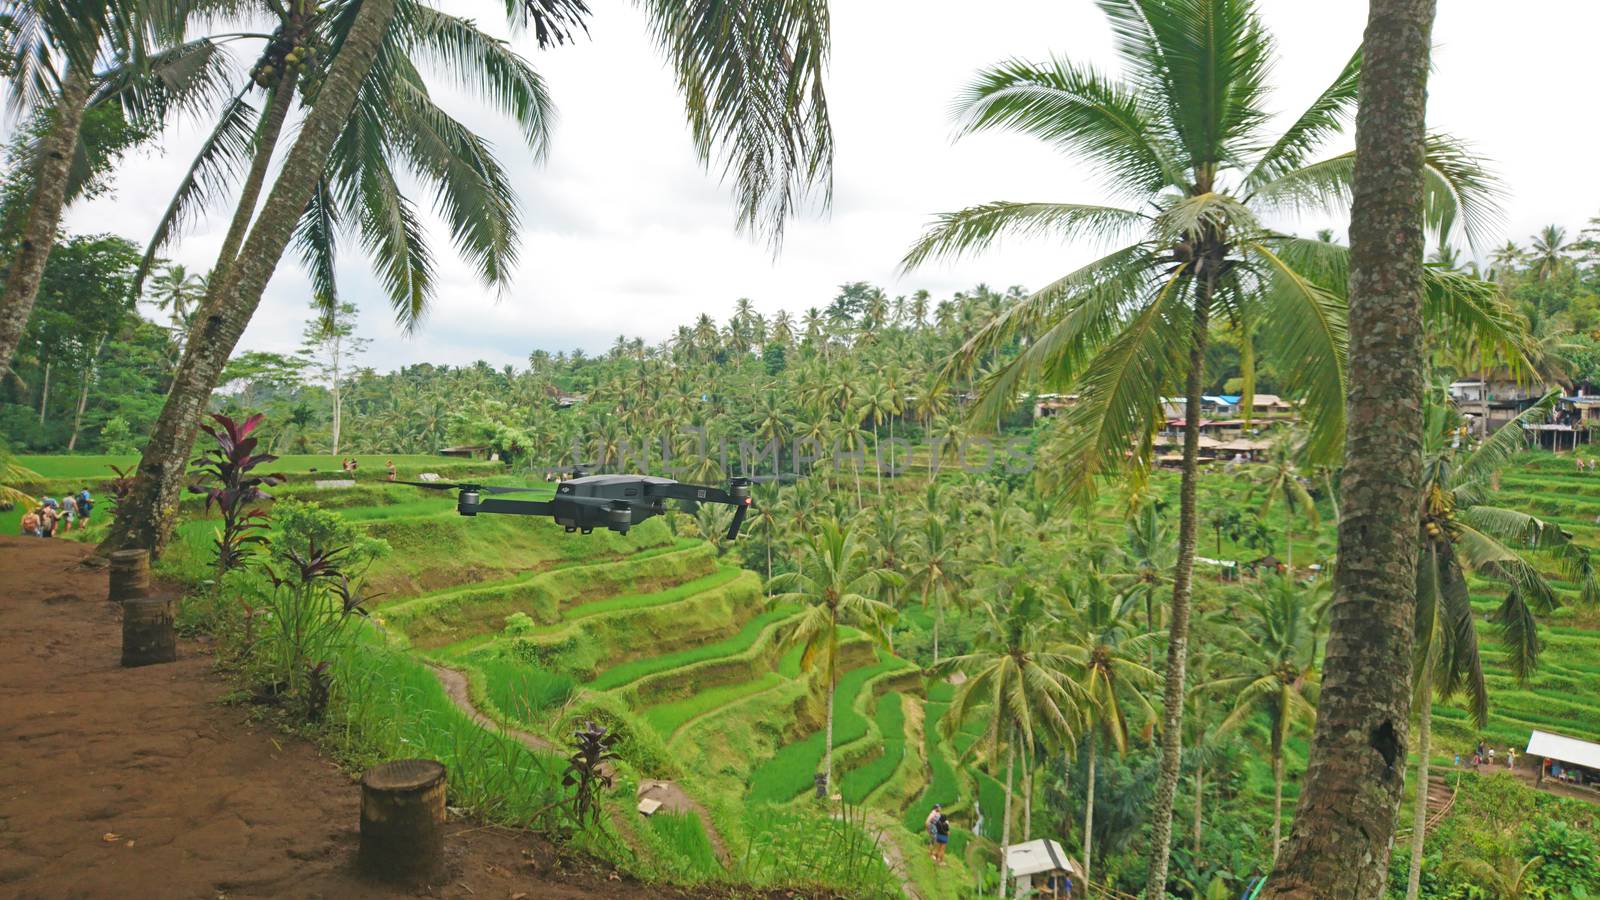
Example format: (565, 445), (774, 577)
(393, 480), (543, 495)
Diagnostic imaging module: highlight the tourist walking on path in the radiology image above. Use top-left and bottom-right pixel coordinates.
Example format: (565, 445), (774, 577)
(924, 804), (941, 859)
(38, 502), (58, 537)
(386, 459), (397, 482)
(932, 811), (950, 865)
(77, 489), (92, 526)
(61, 494), (78, 531)
(20, 508), (40, 536)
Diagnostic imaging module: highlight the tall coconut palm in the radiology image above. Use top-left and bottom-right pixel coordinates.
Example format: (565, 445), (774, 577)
(900, 3), (1518, 889)
(768, 519), (897, 795)
(1248, 435), (1319, 573)
(1402, 389), (1595, 900)
(940, 586), (1083, 899)
(1119, 501), (1175, 660)
(1054, 568), (1159, 888)
(1527, 225), (1570, 283)
(0, 0), (177, 377)
(907, 512), (963, 664)
(1210, 575), (1322, 863)
(107, 0), (837, 556)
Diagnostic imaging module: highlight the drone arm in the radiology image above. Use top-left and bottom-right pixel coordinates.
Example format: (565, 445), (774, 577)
(471, 498), (558, 517)
(648, 483), (737, 504)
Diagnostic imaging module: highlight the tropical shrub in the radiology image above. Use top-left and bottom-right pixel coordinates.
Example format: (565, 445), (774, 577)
(187, 413), (282, 579)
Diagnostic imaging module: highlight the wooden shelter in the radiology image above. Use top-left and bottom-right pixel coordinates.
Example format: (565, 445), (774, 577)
(1004, 839), (1083, 899)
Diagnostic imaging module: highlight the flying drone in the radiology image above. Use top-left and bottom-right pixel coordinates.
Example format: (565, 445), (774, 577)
(396, 473), (783, 538)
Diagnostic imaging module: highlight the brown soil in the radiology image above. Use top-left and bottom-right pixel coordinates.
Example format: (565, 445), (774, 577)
(0, 537), (738, 899)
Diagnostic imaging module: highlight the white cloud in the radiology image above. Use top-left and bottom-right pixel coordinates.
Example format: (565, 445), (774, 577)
(50, 0), (1600, 370)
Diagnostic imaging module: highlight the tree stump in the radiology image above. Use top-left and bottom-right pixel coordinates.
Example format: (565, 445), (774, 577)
(121, 596), (176, 667)
(359, 759), (447, 884)
(108, 549), (151, 603)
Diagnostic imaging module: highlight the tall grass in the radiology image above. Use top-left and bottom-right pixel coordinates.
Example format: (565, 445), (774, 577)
(641, 813), (722, 881)
(740, 802), (898, 897)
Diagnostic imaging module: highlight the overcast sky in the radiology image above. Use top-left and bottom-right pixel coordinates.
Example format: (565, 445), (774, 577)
(55, 1), (1600, 371)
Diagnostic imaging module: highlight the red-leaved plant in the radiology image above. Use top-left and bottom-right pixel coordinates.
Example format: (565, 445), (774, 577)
(188, 413), (283, 579)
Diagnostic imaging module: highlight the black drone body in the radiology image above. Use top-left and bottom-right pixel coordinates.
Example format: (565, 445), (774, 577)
(399, 473), (759, 538)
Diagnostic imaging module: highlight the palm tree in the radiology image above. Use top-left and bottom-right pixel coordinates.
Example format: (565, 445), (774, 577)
(1402, 390), (1594, 900)
(149, 264), (205, 332)
(900, 4), (1514, 889)
(768, 520), (897, 795)
(1528, 225), (1570, 282)
(1209, 576), (1322, 863)
(940, 587), (1082, 899)
(907, 512), (963, 664)
(1119, 502), (1175, 659)
(1054, 568), (1159, 888)
(1248, 436), (1319, 573)
(106, 0), (838, 556)
(0, 0), (173, 377)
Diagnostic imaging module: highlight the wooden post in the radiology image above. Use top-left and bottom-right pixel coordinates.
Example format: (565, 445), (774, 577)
(108, 549), (151, 603)
(359, 759), (447, 884)
(121, 596), (176, 667)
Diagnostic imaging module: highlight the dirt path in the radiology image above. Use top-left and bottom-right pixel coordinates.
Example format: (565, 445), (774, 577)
(834, 808), (923, 900)
(0, 536), (721, 899)
(426, 663), (734, 868)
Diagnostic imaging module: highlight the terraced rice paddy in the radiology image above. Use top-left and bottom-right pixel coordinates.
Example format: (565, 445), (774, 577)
(16, 444), (1598, 896)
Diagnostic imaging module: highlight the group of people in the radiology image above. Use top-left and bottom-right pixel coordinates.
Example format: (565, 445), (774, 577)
(18, 489), (93, 538)
(1457, 740), (1517, 771)
(340, 457), (399, 481)
(1576, 456), (1598, 472)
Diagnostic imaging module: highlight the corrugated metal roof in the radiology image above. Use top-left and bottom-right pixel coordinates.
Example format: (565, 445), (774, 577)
(1526, 730), (1600, 770)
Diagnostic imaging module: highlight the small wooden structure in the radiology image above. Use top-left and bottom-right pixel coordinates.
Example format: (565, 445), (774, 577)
(1004, 838), (1084, 899)
(1528, 729), (1600, 788)
(121, 596), (176, 667)
(359, 759), (447, 883)
(108, 549), (151, 603)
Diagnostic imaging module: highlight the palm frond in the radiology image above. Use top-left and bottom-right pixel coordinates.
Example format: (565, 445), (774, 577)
(1457, 391), (1554, 483)
(1249, 134), (1502, 249)
(1039, 268), (1194, 502)
(952, 55), (1182, 195)
(402, 2), (555, 155)
(132, 82), (258, 293)
(635, 0), (833, 247)
(1247, 242), (1347, 464)
(941, 244), (1159, 427)
(293, 177), (340, 304)
(1244, 48), (1359, 187)
(901, 201), (1147, 271)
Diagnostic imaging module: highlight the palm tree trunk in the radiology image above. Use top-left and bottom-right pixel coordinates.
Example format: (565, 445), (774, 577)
(933, 588), (942, 666)
(67, 335), (107, 451)
(210, 68), (301, 291)
(1405, 668), (1434, 900)
(873, 424), (883, 495)
(823, 651), (837, 794)
(1192, 759), (1205, 856)
(999, 723), (1017, 900)
(38, 361), (51, 424)
(100, 0), (398, 556)
(1263, 1), (1437, 895)
(1083, 735), (1097, 888)
(1272, 745), (1285, 863)
(0, 62), (94, 379)
(1142, 283), (1212, 899)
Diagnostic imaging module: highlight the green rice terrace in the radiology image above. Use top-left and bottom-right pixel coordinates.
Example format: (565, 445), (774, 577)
(12, 438), (1600, 898)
